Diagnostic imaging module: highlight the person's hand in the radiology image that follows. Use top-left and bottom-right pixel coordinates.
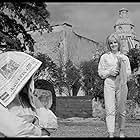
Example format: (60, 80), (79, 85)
(22, 115), (35, 123)
(109, 69), (119, 76)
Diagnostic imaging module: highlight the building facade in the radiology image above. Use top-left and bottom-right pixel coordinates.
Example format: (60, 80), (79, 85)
(30, 23), (99, 68)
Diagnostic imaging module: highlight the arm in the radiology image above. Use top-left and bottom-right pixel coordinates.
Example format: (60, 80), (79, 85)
(120, 54), (132, 80)
(98, 54), (110, 79)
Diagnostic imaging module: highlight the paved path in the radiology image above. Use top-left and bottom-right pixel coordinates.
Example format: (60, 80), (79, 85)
(51, 117), (140, 137)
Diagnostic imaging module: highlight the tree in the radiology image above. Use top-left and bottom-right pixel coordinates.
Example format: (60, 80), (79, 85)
(127, 47), (140, 72)
(0, 2), (52, 52)
(127, 48), (140, 105)
(80, 57), (104, 99)
(65, 59), (81, 96)
(33, 52), (58, 80)
(34, 53), (71, 96)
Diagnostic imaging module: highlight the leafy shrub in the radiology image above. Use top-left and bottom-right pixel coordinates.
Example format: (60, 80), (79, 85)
(80, 56), (104, 100)
(127, 48), (140, 105)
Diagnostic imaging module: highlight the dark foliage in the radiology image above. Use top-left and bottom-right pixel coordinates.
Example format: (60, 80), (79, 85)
(127, 48), (140, 72)
(127, 48), (140, 104)
(65, 59), (81, 87)
(33, 52), (58, 81)
(0, 2), (52, 52)
(80, 57), (104, 99)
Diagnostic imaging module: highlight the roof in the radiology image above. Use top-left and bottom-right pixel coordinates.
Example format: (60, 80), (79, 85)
(114, 18), (134, 27)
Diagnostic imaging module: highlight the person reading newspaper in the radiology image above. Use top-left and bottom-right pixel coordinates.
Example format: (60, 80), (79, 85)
(0, 51), (57, 137)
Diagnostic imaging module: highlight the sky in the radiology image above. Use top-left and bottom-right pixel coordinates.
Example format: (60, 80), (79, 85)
(47, 2), (140, 43)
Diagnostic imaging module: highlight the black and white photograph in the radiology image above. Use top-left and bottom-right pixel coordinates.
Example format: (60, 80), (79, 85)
(0, 2), (140, 137)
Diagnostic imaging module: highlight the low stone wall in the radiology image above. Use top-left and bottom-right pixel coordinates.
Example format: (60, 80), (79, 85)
(91, 99), (136, 121)
(56, 96), (137, 120)
(56, 96), (93, 118)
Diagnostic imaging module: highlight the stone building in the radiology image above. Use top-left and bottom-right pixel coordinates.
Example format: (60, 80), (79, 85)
(30, 23), (99, 69)
(114, 8), (140, 53)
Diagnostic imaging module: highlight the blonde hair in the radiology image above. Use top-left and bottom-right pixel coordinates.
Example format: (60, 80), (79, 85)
(106, 33), (121, 52)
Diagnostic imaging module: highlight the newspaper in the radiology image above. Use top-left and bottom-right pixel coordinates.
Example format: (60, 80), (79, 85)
(0, 51), (42, 107)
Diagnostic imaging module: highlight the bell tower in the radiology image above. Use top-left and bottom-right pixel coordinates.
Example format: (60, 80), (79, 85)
(114, 8), (140, 53)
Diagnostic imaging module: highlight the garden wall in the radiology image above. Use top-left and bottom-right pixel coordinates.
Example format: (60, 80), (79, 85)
(55, 96), (93, 118)
(55, 96), (137, 121)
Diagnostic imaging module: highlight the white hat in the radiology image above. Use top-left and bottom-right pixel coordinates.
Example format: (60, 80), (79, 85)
(0, 51), (42, 107)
